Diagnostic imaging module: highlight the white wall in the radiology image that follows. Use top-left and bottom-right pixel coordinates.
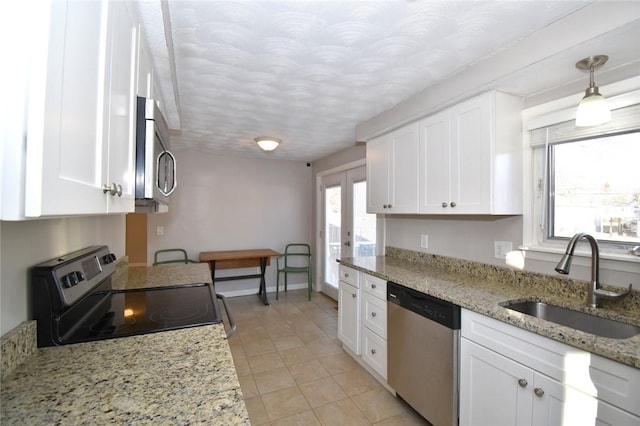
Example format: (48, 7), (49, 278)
(0, 215), (126, 335)
(145, 150), (313, 296)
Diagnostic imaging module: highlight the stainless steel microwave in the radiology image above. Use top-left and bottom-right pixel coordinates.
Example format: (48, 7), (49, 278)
(135, 97), (176, 212)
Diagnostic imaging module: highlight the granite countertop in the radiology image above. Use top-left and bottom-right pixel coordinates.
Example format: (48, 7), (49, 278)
(1, 263), (250, 425)
(340, 252), (640, 369)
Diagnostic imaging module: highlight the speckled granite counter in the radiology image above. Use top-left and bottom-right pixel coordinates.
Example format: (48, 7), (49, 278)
(1, 263), (250, 425)
(340, 248), (640, 369)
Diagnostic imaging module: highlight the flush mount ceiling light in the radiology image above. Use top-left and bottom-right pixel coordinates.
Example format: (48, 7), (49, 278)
(255, 136), (281, 152)
(575, 55), (611, 127)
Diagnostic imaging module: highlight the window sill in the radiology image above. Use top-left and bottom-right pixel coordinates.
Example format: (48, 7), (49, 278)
(518, 245), (640, 274)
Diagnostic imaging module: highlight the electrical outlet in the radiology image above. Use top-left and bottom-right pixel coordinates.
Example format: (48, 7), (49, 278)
(420, 234), (429, 249)
(494, 241), (512, 259)
(156, 226), (164, 236)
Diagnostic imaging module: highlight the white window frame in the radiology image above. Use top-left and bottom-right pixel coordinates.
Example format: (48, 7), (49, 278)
(522, 77), (640, 275)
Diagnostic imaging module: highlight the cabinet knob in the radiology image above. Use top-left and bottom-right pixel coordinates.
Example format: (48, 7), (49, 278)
(102, 183), (122, 197)
(388, 204), (392, 208)
(534, 388), (544, 397)
(450, 201), (456, 208)
(344, 273), (349, 278)
(352, 293), (357, 298)
(442, 202), (448, 208)
(371, 349), (376, 355)
(371, 312), (377, 317)
(371, 284), (376, 289)
(383, 204), (388, 209)
(517, 379), (528, 388)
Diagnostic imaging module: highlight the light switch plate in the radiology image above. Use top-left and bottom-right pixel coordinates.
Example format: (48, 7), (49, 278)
(156, 226), (164, 236)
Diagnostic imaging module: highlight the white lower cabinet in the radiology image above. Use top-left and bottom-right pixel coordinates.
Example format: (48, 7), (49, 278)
(460, 309), (640, 426)
(338, 266), (360, 355)
(337, 266), (389, 384)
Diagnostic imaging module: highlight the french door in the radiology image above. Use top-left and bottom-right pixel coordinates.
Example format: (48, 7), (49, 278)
(321, 166), (379, 300)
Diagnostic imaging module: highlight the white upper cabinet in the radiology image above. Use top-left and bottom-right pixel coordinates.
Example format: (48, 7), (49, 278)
(366, 122), (419, 214)
(419, 91), (523, 214)
(3, 0), (139, 219)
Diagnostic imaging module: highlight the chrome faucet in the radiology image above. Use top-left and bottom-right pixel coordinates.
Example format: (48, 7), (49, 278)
(555, 232), (632, 308)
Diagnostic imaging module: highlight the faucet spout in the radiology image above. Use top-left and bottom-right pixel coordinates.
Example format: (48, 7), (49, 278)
(555, 233), (631, 308)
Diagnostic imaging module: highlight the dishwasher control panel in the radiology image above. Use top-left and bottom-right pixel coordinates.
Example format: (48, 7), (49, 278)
(387, 281), (460, 329)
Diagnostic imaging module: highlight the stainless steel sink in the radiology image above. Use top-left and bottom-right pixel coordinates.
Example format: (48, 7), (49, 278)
(502, 301), (640, 339)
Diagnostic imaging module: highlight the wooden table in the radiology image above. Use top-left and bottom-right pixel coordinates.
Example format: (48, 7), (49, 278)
(199, 249), (281, 305)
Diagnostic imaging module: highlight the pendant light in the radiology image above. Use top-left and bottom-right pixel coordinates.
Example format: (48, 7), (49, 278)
(255, 136), (281, 152)
(575, 55), (611, 127)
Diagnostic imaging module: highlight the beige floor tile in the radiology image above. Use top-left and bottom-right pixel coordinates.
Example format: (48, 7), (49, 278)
(237, 374), (258, 399)
(243, 336), (277, 357)
(287, 359), (330, 385)
(278, 345), (315, 366)
(272, 334), (305, 352)
(298, 376), (348, 408)
(233, 354), (252, 377)
(267, 324), (296, 339)
(305, 336), (343, 357)
(253, 366), (297, 394)
(317, 351), (358, 375)
(244, 395), (270, 425)
(261, 386), (311, 421)
(373, 410), (430, 425)
(239, 325), (270, 343)
(270, 409), (320, 426)
(333, 367), (380, 396)
(247, 351), (286, 375)
(313, 398), (372, 426)
(352, 388), (406, 423)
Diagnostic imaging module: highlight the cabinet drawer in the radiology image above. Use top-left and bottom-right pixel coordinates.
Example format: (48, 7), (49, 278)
(362, 273), (386, 299)
(362, 326), (387, 379)
(362, 292), (387, 339)
(339, 265), (358, 287)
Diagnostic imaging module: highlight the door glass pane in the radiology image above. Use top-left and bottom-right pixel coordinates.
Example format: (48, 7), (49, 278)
(325, 185), (341, 287)
(352, 180), (377, 256)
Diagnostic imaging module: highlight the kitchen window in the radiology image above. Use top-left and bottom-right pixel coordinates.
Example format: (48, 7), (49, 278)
(528, 95), (640, 253)
(548, 131), (640, 246)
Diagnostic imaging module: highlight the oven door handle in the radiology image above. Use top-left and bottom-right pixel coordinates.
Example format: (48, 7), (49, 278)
(216, 293), (237, 338)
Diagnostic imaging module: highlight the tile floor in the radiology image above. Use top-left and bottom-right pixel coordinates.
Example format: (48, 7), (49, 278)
(225, 289), (430, 425)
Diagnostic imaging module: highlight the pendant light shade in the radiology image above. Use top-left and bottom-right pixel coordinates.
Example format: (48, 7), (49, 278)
(255, 136), (281, 152)
(575, 55), (611, 127)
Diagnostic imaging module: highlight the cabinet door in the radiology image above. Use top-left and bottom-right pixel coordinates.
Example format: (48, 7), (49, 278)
(419, 110), (451, 213)
(460, 338), (533, 426)
(102, 0), (137, 213)
(388, 122), (419, 213)
(366, 135), (390, 213)
(338, 281), (360, 355)
(532, 373), (598, 426)
(25, 0), (110, 216)
(450, 94), (492, 213)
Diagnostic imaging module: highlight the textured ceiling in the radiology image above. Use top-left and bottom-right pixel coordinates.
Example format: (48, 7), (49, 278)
(141, 1), (634, 161)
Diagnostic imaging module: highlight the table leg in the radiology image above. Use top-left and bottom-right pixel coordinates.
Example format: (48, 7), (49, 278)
(258, 257), (269, 305)
(210, 260), (216, 286)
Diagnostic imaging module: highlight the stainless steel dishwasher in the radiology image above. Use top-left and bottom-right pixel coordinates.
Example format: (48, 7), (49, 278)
(387, 281), (461, 426)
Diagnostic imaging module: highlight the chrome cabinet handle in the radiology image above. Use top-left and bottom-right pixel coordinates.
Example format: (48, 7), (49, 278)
(352, 293), (357, 298)
(371, 284), (376, 289)
(371, 349), (376, 355)
(534, 388), (544, 397)
(442, 202), (448, 208)
(518, 379), (528, 388)
(371, 312), (377, 317)
(102, 183), (122, 197)
(450, 202), (457, 208)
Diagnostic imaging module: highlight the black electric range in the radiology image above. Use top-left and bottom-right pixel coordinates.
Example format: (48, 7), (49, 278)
(30, 246), (230, 347)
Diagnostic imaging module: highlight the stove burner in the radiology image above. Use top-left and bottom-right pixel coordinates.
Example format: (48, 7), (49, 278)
(148, 304), (211, 325)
